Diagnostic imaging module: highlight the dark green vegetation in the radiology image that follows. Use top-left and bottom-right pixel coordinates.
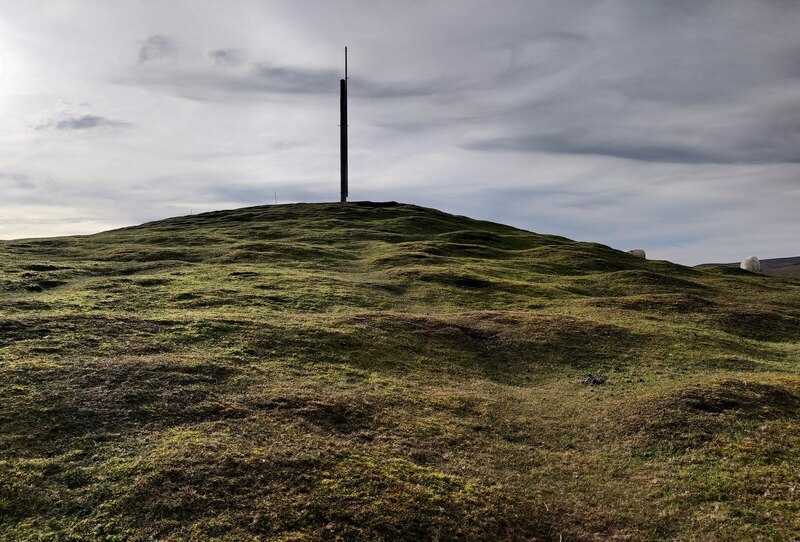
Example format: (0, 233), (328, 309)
(1, 202), (799, 541)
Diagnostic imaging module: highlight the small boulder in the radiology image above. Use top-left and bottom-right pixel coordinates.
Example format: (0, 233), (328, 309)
(627, 249), (646, 259)
(740, 256), (761, 273)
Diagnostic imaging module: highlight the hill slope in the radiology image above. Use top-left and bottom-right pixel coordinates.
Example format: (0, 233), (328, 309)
(769, 263), (800, 278)
(1, 202), (799, 541)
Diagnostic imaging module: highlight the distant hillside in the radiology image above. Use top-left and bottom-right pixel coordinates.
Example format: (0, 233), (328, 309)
(768, 262), (800, 278)
(697, 255), (800, 278)
(2, 202), (799, 541)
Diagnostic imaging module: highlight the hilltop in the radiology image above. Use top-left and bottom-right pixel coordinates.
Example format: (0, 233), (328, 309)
(1, 202), (799, 541)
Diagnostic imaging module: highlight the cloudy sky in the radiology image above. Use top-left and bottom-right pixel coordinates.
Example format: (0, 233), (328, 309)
(1, 0), (798, 264)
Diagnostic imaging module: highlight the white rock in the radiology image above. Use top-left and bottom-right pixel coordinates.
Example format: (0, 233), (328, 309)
(627, 249), (646, 259)
(740, 256), (761, 273)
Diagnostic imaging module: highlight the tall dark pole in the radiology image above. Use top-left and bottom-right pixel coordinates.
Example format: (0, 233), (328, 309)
(340, 47), (348, 203)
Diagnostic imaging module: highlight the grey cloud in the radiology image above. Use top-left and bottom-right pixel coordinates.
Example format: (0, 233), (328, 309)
(462, 87), (800, 165)
(462, 133), (800, 165)
(0, 173), (35, 189)
(35, 114), (133, 131)
(208, 48), (243, 66)
(248, 63), (445, 98)
(350, 77), (447, 99)
(121, 65), (337, 100)
(127, 59), (449, 99)
(447, 1), (800, 166)
(248, 63), (338, 94)
(138, 35), (177, 64)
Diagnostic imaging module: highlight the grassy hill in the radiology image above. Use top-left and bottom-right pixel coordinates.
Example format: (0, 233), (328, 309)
(1, 202), (799, 541)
